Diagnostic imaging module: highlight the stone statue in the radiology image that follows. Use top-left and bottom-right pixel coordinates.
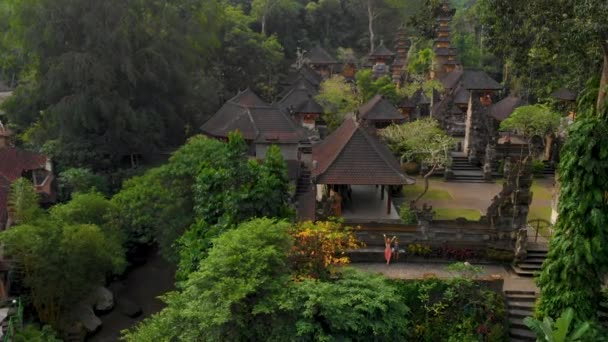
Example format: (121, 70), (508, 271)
(514, 228), (528, 261)
(295, 47), (306, 70)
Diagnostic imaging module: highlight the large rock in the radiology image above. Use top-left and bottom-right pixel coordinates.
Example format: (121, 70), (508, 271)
(71, 304), (102, 334)
(89, 286), (114, 313)
(117, 297), (142, 318)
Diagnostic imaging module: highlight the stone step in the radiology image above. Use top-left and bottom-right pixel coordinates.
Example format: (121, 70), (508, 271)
(447, 179), (491, 183)
(509, 328), (536, 340)
(510, 317), (529, 330)
(510, 266), (537, 277)
(506, 293), (537, 302)
(522, 257), (545, 264)
(509, 309), (533, 318)
(508, 302), (536, 311)
(517, 263), (543, 271)
(505, 290), (537, 296)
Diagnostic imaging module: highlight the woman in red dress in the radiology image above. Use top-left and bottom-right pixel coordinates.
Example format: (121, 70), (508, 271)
(383, 234), (396, 265)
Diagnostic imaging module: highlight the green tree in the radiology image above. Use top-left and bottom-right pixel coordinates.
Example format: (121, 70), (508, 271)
(50, 191), (115, 228)
(14, 324), (62, 342)
(122, 218), (294, 341)
(355, 69), (399, 103)
(380, 118), (455, 203)
(177, 134), (292, 277)
(110, 135), (228, 261)
(535, 110), (608, 323)
(219, 6), (285, 100)
(123, 218), (408, 341)
(315, 75), (359, 131)
(57, 168), (108, 200)
(1, 220), (125, 326)
(1, 0), (223, 170)
(478, 0), (608, 106)
(289, 268), (409, 340)
(7, 178), (42, 226)
(499, 105), (562, 156)
(407, 43), (435, 76)
(252, 0), (300, 36)
(524, 308), (593, 342)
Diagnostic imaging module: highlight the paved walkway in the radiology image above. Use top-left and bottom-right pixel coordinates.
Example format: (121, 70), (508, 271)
(353, 262), (538, 292)
(343, 185), (400, 220)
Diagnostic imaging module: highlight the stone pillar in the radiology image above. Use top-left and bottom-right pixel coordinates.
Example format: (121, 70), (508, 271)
(463, 93), (474, 155)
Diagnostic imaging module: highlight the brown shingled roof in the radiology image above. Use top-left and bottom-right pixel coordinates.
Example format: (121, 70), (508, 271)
(434, 47), (457, 56)
(441, 70), (502, 91)
(305, 45), (338, 65)
(359, 95), (404, 122)
(201, 89), (302, 144)
(278, 81), (317, 111)
(489, 96), (526, 121)
(411, 89), (431, 105)
(369, 44), (395, 58)
(398, 97), (416, 109)
(552, 87), (577, 102)
(230, 88), (267, 107)
(453, 86), (470, 105)
(311, 118), (414, 185)
(295, 96), (324, 114)
(0, 147), (50, 228)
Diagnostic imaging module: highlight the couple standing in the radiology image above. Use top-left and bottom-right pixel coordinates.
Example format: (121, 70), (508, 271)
(383, 234), (400, 265)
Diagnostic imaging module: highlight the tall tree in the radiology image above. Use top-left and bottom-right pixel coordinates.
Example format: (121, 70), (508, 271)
(1, 0), (223, 170)
(251, 0), (300, 36)
(7, 178), (42, 226)
(478, 0), (608, 106)
(380, 118), (455, 203)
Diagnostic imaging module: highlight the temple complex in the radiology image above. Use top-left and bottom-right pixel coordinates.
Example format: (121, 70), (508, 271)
(432, 1), (460, 79)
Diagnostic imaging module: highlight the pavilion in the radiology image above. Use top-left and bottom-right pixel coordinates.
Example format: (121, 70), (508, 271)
(358, 95), (405, 129)
(311, 117), (414, 220)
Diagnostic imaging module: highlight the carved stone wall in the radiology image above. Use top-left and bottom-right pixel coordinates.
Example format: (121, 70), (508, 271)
(482, 157), (533, 231)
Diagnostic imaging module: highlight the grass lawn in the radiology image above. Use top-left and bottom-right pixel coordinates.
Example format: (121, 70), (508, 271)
(434, 208), (482, 221)
(529, 206), (552, 221)
(531, 182), (553, 201)
(403, 184), (452, 201)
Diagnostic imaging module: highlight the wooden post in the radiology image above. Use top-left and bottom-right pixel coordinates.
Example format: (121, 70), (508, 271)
(387, 186), (392, 214)
(380, 185), (384, 200)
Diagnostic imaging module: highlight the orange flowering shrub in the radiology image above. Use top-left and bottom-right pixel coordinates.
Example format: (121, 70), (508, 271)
(289, 220), (362, 279)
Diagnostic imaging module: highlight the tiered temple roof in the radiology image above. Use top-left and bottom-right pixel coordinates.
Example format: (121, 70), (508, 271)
(441, 70), (502, 91)
(489, 96), (526, 122)
(305, 45), (338, 65)
(358, 95), (404, 123)
(369, 44), (395, 59)
(311, 117), (414, 185)
(278, 81), (317, 111)
(201, 89), (302, 144)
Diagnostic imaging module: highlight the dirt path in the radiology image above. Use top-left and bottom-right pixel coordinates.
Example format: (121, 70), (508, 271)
(88, 252), (176, 342)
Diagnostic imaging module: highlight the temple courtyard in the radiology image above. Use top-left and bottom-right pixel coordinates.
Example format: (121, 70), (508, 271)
(395, 176), (554, 222)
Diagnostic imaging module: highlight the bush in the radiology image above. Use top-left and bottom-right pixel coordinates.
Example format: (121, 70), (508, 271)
(532, 159), (545, 176)
(402, 161), (420, 175)
(407, 243), (431, 256)
(399, 205), (417, 224)
(486, 248), (515, 262)
(393, 278), (508, 341)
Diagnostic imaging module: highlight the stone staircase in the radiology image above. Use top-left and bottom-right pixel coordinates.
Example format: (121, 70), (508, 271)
(541, 160), (556, 176)
(505, 290), (537, 341)
(511, 248), (547, 277)
(294, 165), (311, 198)
(449, 153), (487, 183)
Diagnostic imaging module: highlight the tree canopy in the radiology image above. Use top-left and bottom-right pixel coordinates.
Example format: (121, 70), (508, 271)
(123, 218), (409, 341)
